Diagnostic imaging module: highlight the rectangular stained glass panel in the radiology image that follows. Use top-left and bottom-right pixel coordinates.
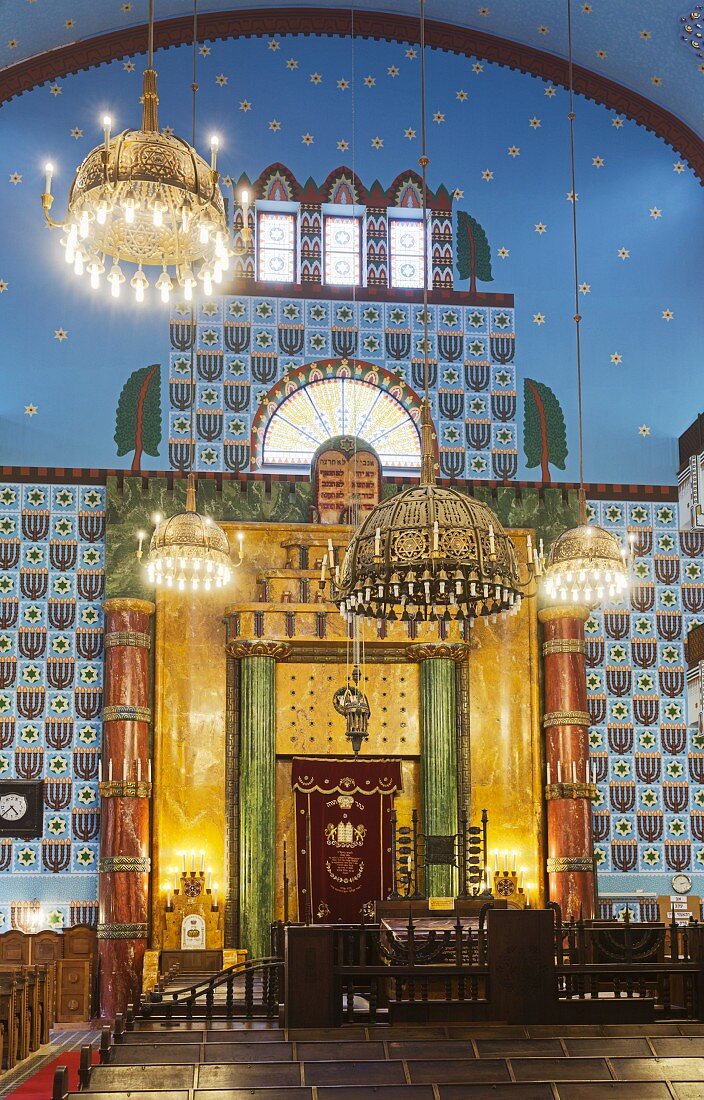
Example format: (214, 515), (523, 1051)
(258, 212), (296, 282)
(389, 218), (425, 288)
(324, 216), (361, 286)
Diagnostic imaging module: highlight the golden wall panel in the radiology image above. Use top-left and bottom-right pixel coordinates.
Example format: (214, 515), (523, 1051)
(467, 531), (545, 906)
(275, 662), (419, 757)
(151, 591), (228, 947)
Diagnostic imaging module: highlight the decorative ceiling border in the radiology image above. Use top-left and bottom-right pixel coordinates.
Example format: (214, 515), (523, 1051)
(1, 8), (702, 184)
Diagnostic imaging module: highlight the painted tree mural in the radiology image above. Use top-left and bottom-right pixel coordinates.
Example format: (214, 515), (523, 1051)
(524, 378), (567, 485)
(456, 211), (493, 293)
(114, 364), (162, 473)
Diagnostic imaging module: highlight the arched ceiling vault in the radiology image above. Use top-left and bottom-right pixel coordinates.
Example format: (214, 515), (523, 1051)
(1, 4), (703, 182)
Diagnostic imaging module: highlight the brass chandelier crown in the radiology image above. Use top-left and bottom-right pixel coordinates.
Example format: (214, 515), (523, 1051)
(542, 520), (630, 606)
(144, 474), (242, 592)
(331, 480), (522, 625)
(41, 0), (250, 303)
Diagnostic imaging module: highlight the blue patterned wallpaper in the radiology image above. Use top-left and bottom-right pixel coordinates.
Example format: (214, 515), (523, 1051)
(0, 482), (105, 931)
(587, 497), (704, 906)
(169, 295), (517, 480)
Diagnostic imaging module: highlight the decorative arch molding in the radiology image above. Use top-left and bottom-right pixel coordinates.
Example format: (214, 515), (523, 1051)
(250, 357), (426, 471)
(1, 9), (702, 184)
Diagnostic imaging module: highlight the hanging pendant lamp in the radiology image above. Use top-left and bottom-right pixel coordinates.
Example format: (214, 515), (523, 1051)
(541, 0), (630, 608)
(324, 0), (525, 629)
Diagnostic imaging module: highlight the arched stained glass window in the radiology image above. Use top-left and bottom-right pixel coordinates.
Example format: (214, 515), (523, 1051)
(262, 378), (421, 471)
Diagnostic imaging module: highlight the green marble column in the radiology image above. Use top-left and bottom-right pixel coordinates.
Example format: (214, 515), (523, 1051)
(231, 641), (289, 960)
(412, 644), (469, 898)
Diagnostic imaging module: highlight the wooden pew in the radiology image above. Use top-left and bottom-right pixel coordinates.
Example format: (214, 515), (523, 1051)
(0, 971), (17, 1070)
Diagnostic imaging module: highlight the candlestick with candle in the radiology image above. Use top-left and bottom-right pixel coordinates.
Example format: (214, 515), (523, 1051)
(182, 852), (186, 873)
(148, 759), (152, 784)
(200, 851), (205, 873)
(108, 759), (113, 782)
(137, 759), (141, 782)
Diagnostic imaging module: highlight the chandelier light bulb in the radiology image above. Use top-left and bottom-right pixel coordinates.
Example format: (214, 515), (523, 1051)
(96, 200), (108, 225)
(152, 200), (164, 228)
(73, 247), (85, 276)
(199, 222), (210, 245)
(210, 134), (219, 172)
(102, 114), (112, 140)
(122, 192), (136, 224)
(130, 265), (148, 303)
(44, 162), (54, 194)
(213, 259), (223, 284)
(79, 211), (90, 239)
(88, 260), (103, 289)
(155, 268), (173, 303)
(65, 223), (78, 263)
(108, 261), (125, 297)
(180, 202), (191, 233)
(200, 263), (213, 297)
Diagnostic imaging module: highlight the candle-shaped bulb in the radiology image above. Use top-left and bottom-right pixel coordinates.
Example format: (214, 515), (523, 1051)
(546, 762), (551, 785)
(182, 851), (186, 872)
(526, 533), (533, 561)
(488, 524), (496, 555)
(44, 162), (54, 194)
(572, 761), (577, 783)
(512, 851), (516, 872)
(200, 850), (205, 872)
(108, 758), (113, 782)
(374, 526), (381, 557)
(557, 761), (563, 782)
(210, 134), (219, 171)
(433, 520), (439, 552)
(241, 188), (249, 210)
(98, 760), (102, 783)
(137, 759), (142, 782)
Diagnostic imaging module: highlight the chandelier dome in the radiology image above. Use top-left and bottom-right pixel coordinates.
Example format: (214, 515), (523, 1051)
(542, 522), (628, 606)
(334, 482), (521, 623)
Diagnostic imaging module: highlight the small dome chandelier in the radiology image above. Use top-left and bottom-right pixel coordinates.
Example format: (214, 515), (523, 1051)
(333, 668), (371, 756)
(320, 0), (536, 629)
(540, 0), (630, 609)
(138, 474), (243, 592)
(40, 0), (249, 303)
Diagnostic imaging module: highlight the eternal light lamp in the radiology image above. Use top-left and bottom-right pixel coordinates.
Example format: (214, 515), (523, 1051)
(139, 474), (243, 593)
(40, 0), (251, 303)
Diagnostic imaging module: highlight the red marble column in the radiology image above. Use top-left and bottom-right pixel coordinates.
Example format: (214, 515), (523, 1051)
(98, 598), (155, 1021)
(538, 605), (596, 921)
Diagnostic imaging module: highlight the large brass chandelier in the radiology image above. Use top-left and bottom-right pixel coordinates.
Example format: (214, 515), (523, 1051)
(40, 0), (246, 303)
(321, 0), (532, 628)
(541, 0), (630, 608)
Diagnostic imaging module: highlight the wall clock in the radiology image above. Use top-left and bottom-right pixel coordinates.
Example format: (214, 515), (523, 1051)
(671, 873), (692, 895)
(0, 781), (43, 838)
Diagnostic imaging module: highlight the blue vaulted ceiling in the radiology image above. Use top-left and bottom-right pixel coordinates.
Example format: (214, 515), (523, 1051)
(2, 2), (704, 138)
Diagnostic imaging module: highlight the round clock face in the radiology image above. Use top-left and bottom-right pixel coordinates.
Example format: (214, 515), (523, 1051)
(0, 793), (28, 822)
(672, 873), (692, 895)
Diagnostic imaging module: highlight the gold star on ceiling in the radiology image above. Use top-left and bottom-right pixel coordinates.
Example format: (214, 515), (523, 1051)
(215, 74), (228, 86)
(533, 313), (546, 325)
(617, 247), (630, 259)
(123, 59), (135, 71)
(611, 353), (622, 364)
(649, 207), (662, 219)
(24, 405), (38, 417)
(481, 169), (494, 181)
(301, 133), (314, 145)
(199, 45), (210, 57)
(433, 112), (445, 124)
(9, 173), (22, 185)
(49, 83), (62, 95)
(662, 309), (674, 321)
(310, 73), (322, 85)
(337, 78), (349, 90)
(54, 328), (68, 341)
(388, 66), (400, 77)
(363, 76), (376, 87)
(269, 120), (281, 132)
(612, 116), (624, 128)
(534, 223), (547, 234)
(268, 39), (280, 51)
(638, 425), (650, 437)
(70, 127), (83, 139)
(456, 90), (468, 101)
(453, 188), (464, 199)
(508, 146), (520, 157)
(371, 137), (384, 149)
(651, 76), (662, 86)
(472, 62), (484, 73)
(592, 155), (605, 168)
(337, 139), (349, 151)
(497, 247), (509, 259)
(286, 58), (298, 70)
(544, 86), (556, 97)
(529, 117), (541, 129)
(0, 279), (8, 292)
(239, 100), (252, 111)
(405, 128), (416, 139)
(537, 25), (549, 34)
(579, 283), (591, 295)
(596, 49), (607, 59)
(406, 48), (417, 59)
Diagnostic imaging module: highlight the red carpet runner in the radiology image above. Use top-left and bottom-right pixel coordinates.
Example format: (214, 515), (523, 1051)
(5, 1047), (94, 1099)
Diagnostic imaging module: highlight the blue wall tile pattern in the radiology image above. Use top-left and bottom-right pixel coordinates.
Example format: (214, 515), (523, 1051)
(587, 498), (704, 907)
(168, 295), (517, 480)
(0, 483), (105, 931)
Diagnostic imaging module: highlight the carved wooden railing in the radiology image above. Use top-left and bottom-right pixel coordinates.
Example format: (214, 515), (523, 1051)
(139, 955), (283, 1020)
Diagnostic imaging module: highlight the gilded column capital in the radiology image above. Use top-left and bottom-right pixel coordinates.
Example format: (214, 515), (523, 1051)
(103, 598), (156, 616)
(538, 604), (590, 624)
(407, 643), (471, 663)
(227, 640), (292, 661)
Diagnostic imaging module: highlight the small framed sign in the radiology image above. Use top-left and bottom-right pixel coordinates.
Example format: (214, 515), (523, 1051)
(0, 780), (44, 839)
